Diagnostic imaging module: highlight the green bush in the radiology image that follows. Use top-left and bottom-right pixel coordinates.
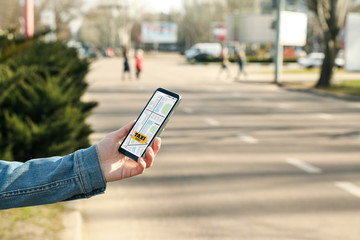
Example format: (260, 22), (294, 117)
(187, 54), (298, 64)
(246, 56), (298, 63)
(0, 36), (96, 161)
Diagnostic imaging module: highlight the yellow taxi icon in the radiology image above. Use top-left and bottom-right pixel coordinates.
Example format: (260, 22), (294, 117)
(131, 131), (148, 144)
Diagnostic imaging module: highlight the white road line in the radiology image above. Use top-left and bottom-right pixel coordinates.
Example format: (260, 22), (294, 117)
(237, 134), (259, 144)
(278, 103), (293, 109)
(183, 107), (195, 114)
(286, 158), (322, 174)
(204, 118), (220, 126)
(316, 113), (333, 120)
(335, 182), (360, 198)
(252, 97), (263, 102)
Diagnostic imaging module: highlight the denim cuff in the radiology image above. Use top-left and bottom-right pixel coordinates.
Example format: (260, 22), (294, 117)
(74, 145), (107, 196)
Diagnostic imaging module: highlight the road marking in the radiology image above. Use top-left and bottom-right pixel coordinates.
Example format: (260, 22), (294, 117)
(278, 103), (292, 109)
(204, 118), (220, 126)
(286, 158), (322, 174)
(237, 134), (259, 144)
(316, 113), (333, 120)
(183, 107), (195, 114)
(252, 97), (263, 102)
(335, 182), (360, 198)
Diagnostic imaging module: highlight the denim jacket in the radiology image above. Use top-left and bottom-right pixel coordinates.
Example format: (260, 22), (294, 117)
(0, 145), (106, 210)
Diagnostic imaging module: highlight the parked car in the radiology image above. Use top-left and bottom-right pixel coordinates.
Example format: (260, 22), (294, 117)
(297, 50), (344, 69)
(297, 52), (324, 68)
(334, 50), (345, 68)
(185, 43), (222, 61)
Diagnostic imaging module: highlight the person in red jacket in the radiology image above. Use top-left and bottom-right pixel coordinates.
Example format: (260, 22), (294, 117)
(135, 49), (144, 79)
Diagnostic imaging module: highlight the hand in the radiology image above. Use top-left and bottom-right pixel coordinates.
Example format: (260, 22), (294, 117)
(96, 121), (161, 182)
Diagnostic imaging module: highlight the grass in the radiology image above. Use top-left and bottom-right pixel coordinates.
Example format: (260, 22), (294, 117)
(281, 80), (360, 98)
(324, 80), (360, 97)
(0, 203), (67, 240)
(282, 68), (345, 74)
(258, 67), (345, 75)
(259, 68), (321, 75)
(282, 68), (321, 74)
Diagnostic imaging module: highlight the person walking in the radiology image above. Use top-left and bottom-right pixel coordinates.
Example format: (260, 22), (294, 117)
(217, 47), (231, 80)
(235, 49), (248, 81)
(122, 47), (131, 80)
(135, 49), (144, 80)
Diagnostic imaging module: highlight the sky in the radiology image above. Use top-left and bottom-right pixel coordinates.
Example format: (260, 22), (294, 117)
(141, 0), (183, 13)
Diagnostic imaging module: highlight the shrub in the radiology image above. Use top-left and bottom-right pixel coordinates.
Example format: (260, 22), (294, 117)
(0, 36), (96, 161)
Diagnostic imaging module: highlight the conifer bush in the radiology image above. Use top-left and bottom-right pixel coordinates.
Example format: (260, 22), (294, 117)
(0, 33), (97, 161)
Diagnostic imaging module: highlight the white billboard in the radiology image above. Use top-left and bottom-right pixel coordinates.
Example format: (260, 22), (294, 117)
(280, 11), (307, 46)
(141, 22), (177, 44)
(226, 14), (275, 44)
(226, 12), (307, 46)
(345, 13), (360, 71)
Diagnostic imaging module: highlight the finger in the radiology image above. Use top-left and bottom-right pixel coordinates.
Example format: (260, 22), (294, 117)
(151, 137), (161, 156)
(137, 157), (147, 173)
(144, 146), (155, 168)
(112, 120), (135, 140)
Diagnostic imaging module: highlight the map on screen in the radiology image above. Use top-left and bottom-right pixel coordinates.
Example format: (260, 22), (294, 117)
(120, 91), (177, 157)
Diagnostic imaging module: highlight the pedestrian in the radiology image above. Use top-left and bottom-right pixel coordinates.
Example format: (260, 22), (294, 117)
(235, 49), (248, 81)
(122, 47), (131, 80)
(217, 47), (231, 80)
(0, 121), (161, 210)
(135, 49), (144, 79)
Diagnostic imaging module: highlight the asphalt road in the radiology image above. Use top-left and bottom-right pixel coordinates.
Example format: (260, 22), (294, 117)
(80, 54), (360, 240)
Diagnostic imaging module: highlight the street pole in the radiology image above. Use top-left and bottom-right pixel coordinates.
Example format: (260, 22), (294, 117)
(274, 0), (285, 84)
(24, 0), (34, 38)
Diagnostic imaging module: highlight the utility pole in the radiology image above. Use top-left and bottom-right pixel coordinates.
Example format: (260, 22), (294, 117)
(274, 0), (285, 84)
(24, 0), (34, 38)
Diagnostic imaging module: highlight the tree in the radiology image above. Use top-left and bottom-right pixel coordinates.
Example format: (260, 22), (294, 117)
(0, 0), (84, 41)
(227, 0), (265, 14)
(0, 1), (22, 30)
(80, 3), (134, 50)
(307, 0), (348, 88)
(0, 35), (96, 161)
(178, 0), (226, 50)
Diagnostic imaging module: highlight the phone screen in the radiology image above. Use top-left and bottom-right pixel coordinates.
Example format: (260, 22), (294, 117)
(119, 89), (179, 158)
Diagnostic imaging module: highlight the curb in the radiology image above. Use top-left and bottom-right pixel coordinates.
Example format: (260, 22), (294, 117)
(307, 88), (360, 101)
(279, 84), (360, 102)
(60, 201), (82, 240)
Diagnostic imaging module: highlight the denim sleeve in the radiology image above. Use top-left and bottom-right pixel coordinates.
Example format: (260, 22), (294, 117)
(0, 145), (106, 210)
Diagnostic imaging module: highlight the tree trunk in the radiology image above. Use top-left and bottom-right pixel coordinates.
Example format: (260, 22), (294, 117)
(315, 36), (338, 88)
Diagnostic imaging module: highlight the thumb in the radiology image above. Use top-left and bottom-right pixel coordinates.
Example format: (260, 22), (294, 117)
(112, 120), (135, 140)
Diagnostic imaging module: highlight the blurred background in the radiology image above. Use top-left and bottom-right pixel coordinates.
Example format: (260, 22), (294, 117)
(1, 0), (360, 240)
(0, 0), (358, 62)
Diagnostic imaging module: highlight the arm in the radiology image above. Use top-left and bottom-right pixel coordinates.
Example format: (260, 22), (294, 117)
(0, 145), (105, 210)
(0, 121), (161, 210)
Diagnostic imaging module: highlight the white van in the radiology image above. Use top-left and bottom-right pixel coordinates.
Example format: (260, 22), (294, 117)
(185, 43), (222, 60)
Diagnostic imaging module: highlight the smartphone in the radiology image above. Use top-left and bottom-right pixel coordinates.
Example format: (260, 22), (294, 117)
(118, 88), (181, 161)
